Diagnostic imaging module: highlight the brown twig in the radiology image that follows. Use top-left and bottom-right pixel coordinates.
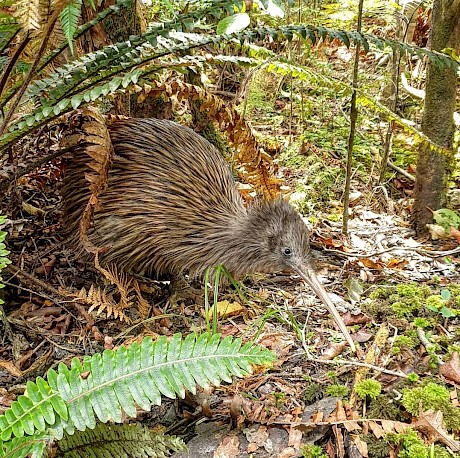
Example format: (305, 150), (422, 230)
(0, 11), (60, 135)
(5, 264), (95, 327)
(0, 32), (31, 103)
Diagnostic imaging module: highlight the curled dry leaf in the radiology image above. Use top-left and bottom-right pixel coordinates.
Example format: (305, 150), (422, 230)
(415, 410), (460, 451)
(321, 341), (347, 360)
(440, 352), (460, 384)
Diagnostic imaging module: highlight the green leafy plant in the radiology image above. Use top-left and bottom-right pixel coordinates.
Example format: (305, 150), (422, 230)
(425, 290), (456, 318)
(432, 208), (460, 232)
(1, 1), (456, 156)
(0, 333), (275, 456)
(57, 423), (185, 458)
(354, 379), (382, 400)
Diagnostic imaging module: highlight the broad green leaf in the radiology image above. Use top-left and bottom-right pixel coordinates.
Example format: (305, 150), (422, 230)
(264, 0), (284, 18)
(217, 13), (250, 35)
(440, 289), (451, 301)
(440, 307), (455, 318)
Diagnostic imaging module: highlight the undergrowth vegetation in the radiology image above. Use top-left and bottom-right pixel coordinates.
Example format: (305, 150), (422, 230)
(0, 0), (459, 457)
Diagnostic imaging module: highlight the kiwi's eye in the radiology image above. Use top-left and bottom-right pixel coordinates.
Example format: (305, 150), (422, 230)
(283, 247), (292, 256)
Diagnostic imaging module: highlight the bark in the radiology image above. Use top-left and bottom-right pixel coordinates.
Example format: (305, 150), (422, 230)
(342, 0), (364, 234)
(413, 0), (460, 235)
(84, 0), (169, 118)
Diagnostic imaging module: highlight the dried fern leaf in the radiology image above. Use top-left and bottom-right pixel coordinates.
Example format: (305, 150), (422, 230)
(14, 0), (41, 31)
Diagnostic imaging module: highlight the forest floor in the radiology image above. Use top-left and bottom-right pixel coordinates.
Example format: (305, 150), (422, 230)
(1, 131), (460, 458)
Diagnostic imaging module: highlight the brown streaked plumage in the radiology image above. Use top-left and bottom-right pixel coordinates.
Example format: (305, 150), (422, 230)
(62, 118), (355, 351)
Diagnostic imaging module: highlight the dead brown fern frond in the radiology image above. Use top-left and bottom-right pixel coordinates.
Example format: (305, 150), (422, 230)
(60, 107), (114, 254)
(74, 284), (130, 322)
(133, 280), (151, 321)
(94, 254), (134, 318)
(14, 0), (40, 32)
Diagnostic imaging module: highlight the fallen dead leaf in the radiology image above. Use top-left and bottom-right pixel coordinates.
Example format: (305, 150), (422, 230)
(360, 258), (384, 271)
(450, 226), (460, 244)
(0, 360), (22, 377)
(415, 410), (460, 451)
(333, 424), (345, 458)
(321, 341), (347, 360)
(367, 420), (385, 439)
(214, 435), (240, 458)
(22, 201), (46, 217)
(440, 352), (460, 384)
(386, 258), (409, 269)
(351, 330), (374, 343)
(427, 224), (449, 240)
(288, 426), (302, 450)
(245, 426), (268, 453)
(201, 300), (243, 320)
(341, 312), (372, 326)
(277, 447), (298, 458)
(352, 434), (368, 457)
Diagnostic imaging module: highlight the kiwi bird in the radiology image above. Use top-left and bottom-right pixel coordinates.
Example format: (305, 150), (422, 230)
(62, 117), (355, 351)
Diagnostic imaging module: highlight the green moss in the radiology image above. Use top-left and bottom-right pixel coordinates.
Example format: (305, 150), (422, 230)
(284, 155), (343, 214)
(393, 335), (417, 355)
(362, 434), (390, 458)
(386, 429), (428, 458)
(301, 444), (327, 458)
(355, 380), (382, 400)
(304, 382), (323, 403)
(432, 444), (460, 457)
(402, 382), (450, 415)
(401, 382), (460, 431)
(391, 301), (417, 318)
(413, 317), (432, 328)
(426, 295), (446, 310)
(367, 396), (402, 421)
(369, 287), (392, 300)
(396, 284), (420, 298)
(325, 384), (349, 399)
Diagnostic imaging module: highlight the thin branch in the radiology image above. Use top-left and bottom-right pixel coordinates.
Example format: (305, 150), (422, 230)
(0, 11), (60, 136)
(0, 32), (31, 102)
(0, 27), (21, 55)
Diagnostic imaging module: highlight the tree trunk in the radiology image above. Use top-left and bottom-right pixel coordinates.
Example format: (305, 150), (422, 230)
(84, 0), (171, 118)
(413, 0), (460, 235)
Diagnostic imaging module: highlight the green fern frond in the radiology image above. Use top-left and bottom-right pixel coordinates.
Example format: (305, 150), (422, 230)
(0, 434), (49, 458)
(58, 0), (82, 55)
(57, 423), (185, 458)
(0, 0), (132, 111)
(0, 333), (275, 442)
(1, 22), (457, 153)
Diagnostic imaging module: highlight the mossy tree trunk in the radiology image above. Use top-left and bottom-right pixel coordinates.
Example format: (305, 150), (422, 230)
(84, 0), (171, 118)
(413, 0), (460, 235)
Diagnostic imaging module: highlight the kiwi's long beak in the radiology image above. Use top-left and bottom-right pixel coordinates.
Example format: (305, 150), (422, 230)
(295, 265), (356, 352)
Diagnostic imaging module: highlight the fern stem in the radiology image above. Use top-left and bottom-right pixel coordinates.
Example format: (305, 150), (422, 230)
(0, 0), (131, 110)
(0, 12), (60, 135)
(0, 26), (21, 55)
(0, 32), (31, 106)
